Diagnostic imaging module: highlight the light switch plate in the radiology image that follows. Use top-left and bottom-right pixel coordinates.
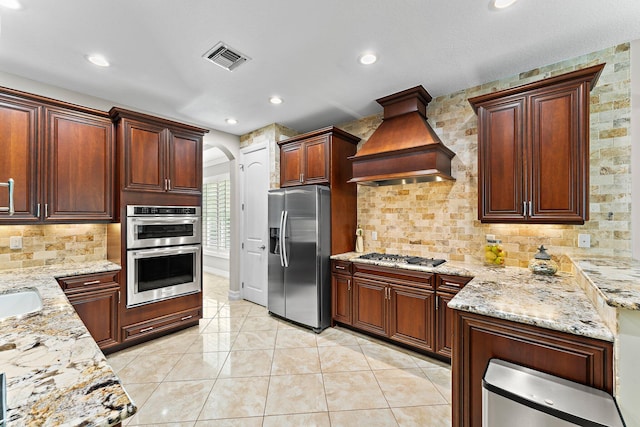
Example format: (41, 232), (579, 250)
(9, 236), (22, 250)
(371, 231), (378, 241)
(578, 234), (591, 248)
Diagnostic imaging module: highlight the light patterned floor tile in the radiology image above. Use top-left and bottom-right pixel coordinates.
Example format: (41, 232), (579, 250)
(323, 371), (388, 411)
(199, 376), (270, 419)
(360, 343), (419, 370)
(374, 369), (447, 407)
(318, 345), (370, 373)
(121, 383), (159, 426)
(117, 353), (182, 384)
(195, 418), (263, 427)
(127, 379), (214, 424)
(231, 329), (277, 350)
(329, 409), (399, 427)
(316, 327), (360, 347)
(202, 316), (246, 333)
(275, 328), (318, 348)
(263, 412), (331, 427)
(218, 349), (273, 378)
(186, 332), (237, 353)
(272, 347), (321, 375)
(165, 352), (229, 381)
(422, 367), (452, 403)
(264, 374), (327, 415)
(240, 315), (281, 331)
(391, 405), (452, 427)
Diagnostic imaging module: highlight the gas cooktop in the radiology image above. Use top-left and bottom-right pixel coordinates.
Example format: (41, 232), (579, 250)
(357, 252), (446, 267)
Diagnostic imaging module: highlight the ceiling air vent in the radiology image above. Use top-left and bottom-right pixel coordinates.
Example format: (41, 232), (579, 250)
(203, 42), (250, 71)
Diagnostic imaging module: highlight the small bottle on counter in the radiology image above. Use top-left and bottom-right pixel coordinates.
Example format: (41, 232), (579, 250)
(484, 238), (506, 267)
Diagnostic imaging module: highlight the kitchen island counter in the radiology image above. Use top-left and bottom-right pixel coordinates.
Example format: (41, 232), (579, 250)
(572, 256), (640, 311)
(331, 252), (614, 342)
(0, 261), (135, 426)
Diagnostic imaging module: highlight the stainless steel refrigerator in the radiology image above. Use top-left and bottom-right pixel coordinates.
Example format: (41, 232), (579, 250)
(268, 185), (331, 332)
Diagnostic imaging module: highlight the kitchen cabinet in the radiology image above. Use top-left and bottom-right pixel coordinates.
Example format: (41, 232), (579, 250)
(0, 88), (114, 223)
(468, 64), (605, 224)
(57, 271), (121, 350)
(109, 107), (206, 196)
(331, 260), (353, 325)
(435, 274), (472, 358)
(278, 127), (360, 254)
(452, 310), (614, 427)
(122, 307), (201, 343)
(333, 261), (472, 359)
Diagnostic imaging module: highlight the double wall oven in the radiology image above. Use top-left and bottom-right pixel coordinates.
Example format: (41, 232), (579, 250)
(126, 205), (202, 307)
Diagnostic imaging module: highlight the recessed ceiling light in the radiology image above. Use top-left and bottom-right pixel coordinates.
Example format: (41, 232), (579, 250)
(0, 0), (22, 10)
(359, 53), (378, 65)
(225, 118), (238, 125)
(492, 0), (518, 9)
(269, 96), (283, 105)
(86, 54), (110, 67)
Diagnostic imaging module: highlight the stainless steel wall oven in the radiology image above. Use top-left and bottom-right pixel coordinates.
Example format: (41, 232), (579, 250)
(126, 206), (202, 307)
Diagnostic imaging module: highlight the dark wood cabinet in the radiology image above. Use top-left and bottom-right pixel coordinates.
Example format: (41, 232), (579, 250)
(435, 274), (472, 358)
(122, 307), (201, 342)
(44, 107), (114, 221)
(332, 261), (471, 359)
(452, 310), (614, 427)
(58, 271), (121, 350)
(278, 127), (360, 254)
(110, 107), (205, 196)
(0, 88), (115, 223)
(469, 64), (605, 224)
(331, 261), (353, 325)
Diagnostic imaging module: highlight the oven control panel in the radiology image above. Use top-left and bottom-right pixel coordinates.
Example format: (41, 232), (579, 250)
(128, 206), (200, 216)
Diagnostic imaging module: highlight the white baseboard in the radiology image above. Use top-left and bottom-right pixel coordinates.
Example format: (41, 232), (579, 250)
(203, 266), (230, 278)
(228, 289), (241, 301)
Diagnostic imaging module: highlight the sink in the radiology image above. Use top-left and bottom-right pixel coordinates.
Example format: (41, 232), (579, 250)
(0, 289), (43, 320)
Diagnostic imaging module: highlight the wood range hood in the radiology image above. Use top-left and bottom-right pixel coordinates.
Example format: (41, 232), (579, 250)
(348, 86), (455, 186)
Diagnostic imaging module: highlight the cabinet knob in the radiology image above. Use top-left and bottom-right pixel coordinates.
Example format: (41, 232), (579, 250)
(258, 245), (266, 250)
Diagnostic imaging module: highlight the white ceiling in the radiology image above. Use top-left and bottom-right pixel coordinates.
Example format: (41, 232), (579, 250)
(1, 0), (639, 136)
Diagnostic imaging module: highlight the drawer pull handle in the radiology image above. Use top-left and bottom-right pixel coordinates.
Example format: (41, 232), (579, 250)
(335, 265), (346, 270)
(443, 282), (458, 287)
(83, 280), (101, 285)
(139, 326), (154, 333)
(181, 315), (193, 321)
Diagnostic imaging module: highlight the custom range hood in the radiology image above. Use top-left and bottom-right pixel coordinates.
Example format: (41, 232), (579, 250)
(348, 86), (455, 186)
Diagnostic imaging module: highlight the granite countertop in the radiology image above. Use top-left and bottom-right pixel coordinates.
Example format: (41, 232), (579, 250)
(0, 261), (136, 426)
(572, 257), (640, 310)
(331, 252), (614, 342)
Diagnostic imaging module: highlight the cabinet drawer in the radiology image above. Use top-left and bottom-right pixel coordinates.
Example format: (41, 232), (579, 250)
(331, 260), (352, 274)
(57, 271), (119, 291)
(354, 263), (433, 290)
(122, 307), (201, 342)
(435, 274), (472, 293)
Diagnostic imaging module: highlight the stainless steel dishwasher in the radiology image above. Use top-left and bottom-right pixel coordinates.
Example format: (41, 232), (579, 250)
(482, 359), (625, 427)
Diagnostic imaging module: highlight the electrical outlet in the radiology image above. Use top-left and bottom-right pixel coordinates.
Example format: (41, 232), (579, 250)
(371, 231), (378, 241)
(578, 234), (591, 248)
(9, 236), (22, 249)
(486, 234), (496, 241)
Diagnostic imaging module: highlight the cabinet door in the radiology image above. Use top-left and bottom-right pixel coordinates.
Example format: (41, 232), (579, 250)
(280, 142), (303, 187)
(529, 83), (587, 223)
(435, 291), (455, 358)
(67, 286), (119, 349)
(302, 135), (329, 184)
(167, 130), (202, 194)
(0, 96), (40, 222)
(331, 273), (352, 325)
(477, 98), (526, 222)
(389, 284), (434, 352)
(44, 108), (114, 221)
(122, 119), (166, 192)
(352, 277), (387, 337)
(452, 311), (613, 427)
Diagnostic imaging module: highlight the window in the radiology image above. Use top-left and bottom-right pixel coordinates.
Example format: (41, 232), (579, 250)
(202, 174), (231, 253)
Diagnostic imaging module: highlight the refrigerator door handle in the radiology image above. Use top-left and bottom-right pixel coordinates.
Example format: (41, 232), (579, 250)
(279, 210), (286, 267)
(282, 210), (289, 267)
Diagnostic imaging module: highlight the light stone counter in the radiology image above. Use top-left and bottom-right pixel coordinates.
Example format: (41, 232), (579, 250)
(331, 252), (614, 342)
(572, 257), (640, 311)
(0, 261), (136, 426)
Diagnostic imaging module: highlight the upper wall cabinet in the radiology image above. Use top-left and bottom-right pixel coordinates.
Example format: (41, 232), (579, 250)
(0, 89), (114, 223)
(109, 108), (207, 196)
(468, 64), (605, 224)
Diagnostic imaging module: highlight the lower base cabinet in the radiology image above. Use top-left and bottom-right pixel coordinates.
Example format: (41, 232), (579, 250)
(452, 310), (614, 427)
(57, 271), (120, 350)
(122, 307), (201, 342)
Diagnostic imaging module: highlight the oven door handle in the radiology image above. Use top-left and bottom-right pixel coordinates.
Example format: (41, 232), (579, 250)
(130, 217), (199, 225)
(130, 246), (201, 258)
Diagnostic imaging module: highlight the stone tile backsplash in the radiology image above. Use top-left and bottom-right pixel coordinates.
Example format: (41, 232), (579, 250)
(338, 44), (631, 271)
(0, 224), (107, 270)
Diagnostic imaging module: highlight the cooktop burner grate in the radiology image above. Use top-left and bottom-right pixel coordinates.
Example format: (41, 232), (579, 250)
(358, 252), (446, 267)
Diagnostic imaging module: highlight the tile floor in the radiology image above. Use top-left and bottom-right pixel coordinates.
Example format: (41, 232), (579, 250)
(107, 273), (453, 426)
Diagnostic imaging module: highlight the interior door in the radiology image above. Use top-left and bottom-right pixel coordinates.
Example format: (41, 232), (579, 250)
(240, 145), (269, 306)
